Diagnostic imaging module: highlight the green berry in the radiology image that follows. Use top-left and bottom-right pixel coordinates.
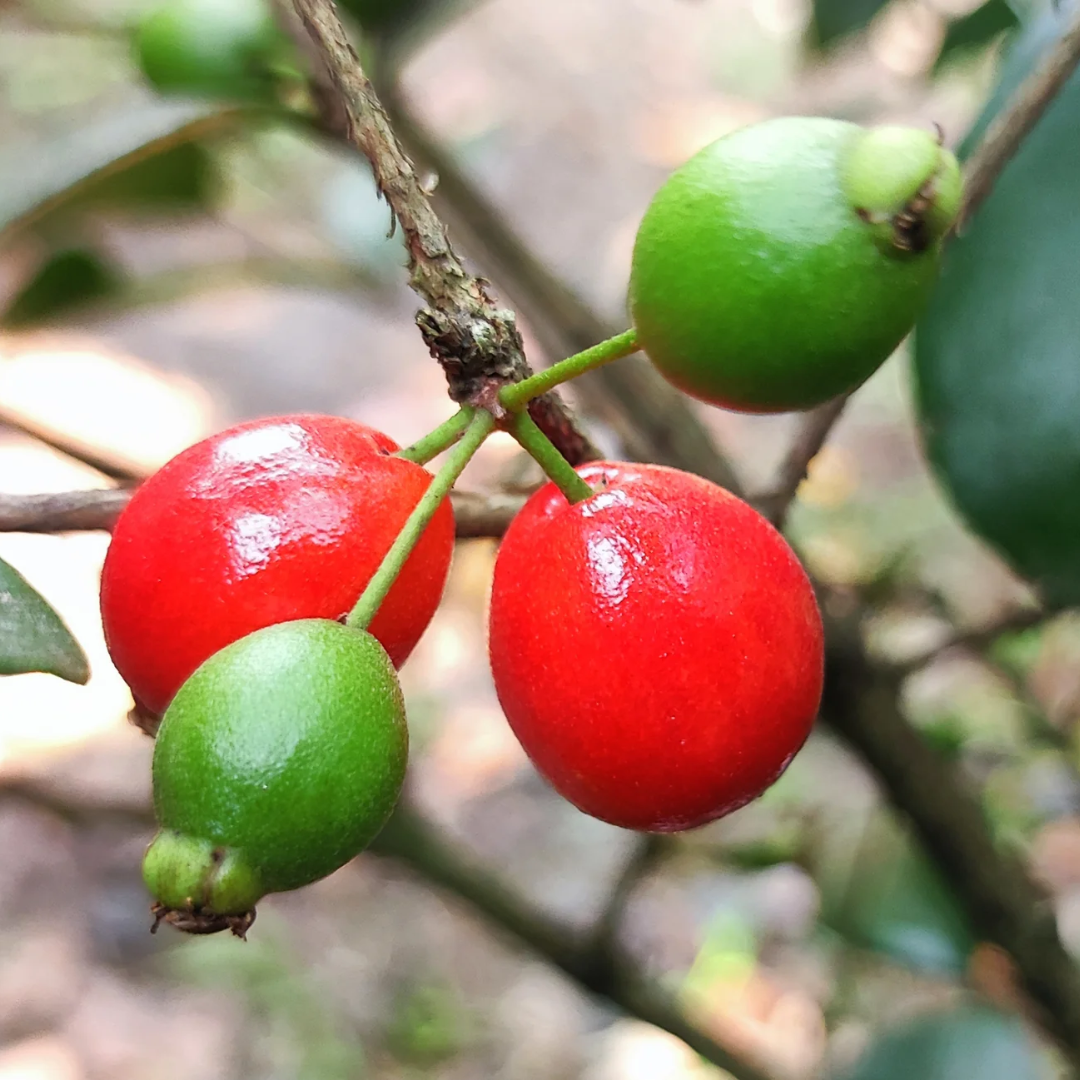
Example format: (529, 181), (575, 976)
(628, 117), (962, 413)
(134, 0), (286, 101)
(144, 618), (408, 936)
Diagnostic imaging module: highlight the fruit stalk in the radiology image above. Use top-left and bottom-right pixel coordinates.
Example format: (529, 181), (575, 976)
(395, 406), (473, 464)
(507, 411), (594, 504)
(498, 329), (639, 411)
(347, 409), (495, 630)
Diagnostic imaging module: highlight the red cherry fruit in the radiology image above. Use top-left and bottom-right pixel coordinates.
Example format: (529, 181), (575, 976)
(101, 414), (454, 715)
(488, 462), (824, 832)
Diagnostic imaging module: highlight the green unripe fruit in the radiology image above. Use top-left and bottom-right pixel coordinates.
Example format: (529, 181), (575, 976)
(629, 117), (962, 413)
(144, 619), (408, 936)
(134, 0), (286, 101)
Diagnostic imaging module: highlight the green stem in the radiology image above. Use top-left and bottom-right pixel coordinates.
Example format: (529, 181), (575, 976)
(395, 407), (473, 464)
(509, 411), (594, 504)
(348, 410), (495, 630)
(499, 328), (639, 412)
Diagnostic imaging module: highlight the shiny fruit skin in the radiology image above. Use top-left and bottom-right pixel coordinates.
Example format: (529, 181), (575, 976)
(101, 414), (453, 716)
(488, 463), (825, 832)
(629, 117), (958, 413)
(134, 0), (285, 101)
(146, 619), (407, 915)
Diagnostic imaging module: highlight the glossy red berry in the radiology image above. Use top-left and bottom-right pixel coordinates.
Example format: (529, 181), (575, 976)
(488, 462), (824, 832)
(101, 414), (454, 716)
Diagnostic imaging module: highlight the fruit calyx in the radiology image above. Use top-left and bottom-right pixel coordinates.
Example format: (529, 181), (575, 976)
(842, 125), (962, 256)
(143, 830), (263, 938)
(150, 902), (256, 939)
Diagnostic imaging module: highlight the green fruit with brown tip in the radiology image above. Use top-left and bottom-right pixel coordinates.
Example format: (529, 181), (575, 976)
(628, 117), (962, 413)
(143, 618), (408, 936)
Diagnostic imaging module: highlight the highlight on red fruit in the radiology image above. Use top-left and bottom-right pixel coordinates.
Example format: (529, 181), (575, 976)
(487, 462), (824, 833)
(100, 414), (455, 716)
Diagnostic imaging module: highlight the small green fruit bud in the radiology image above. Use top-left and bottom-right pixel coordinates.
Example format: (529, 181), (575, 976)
(144, 830), (262, 937)
(842, 125), (962, 254)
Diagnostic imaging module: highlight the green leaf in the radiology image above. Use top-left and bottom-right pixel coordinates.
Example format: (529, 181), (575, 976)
(819, 816), (975, 975)
(914, 7), (1080, 606)
(69, 141), (217, 213)
(837, 1007), (1048, 1080)
(0, 98), (244, 246)
(934, 0), (1019, 70)
(808, 0), (891, 50)
(0, 557), (89, 684)
(2, 248), (124, 328)
(340, 0), (477, 55)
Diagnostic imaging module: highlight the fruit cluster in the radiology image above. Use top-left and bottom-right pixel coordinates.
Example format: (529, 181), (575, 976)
(100, 117), (961, 936)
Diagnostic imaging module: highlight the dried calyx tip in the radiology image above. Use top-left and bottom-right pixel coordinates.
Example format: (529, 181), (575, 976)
(150, 902), (256, 938)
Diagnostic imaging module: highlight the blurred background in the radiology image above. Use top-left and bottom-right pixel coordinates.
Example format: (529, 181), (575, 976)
(0, 0), (1075, 1077)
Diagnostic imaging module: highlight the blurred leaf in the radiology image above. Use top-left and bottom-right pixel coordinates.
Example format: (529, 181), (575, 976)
(385, 982), (470, 1067)
(837, 1007), (1048, 1080)
(720, 827), (805, 870)
(0, 556), (89, 684)
(683, 911), (758, 1003)
(988, 625), (1046, 677)
(2, 248), (124, 328)
(934, 0), (1020, 70)
(0, 98), (243, 246)
(920, 711), (969, 759)
(71, 141), (217, 212)
(914, 6), (1080, 606)
(341, 0), (478, 55)
(820, 816), (975, 975)
(809, 0), (891, 50)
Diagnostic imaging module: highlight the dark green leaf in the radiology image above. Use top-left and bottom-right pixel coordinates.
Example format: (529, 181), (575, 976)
(340, 0), (477, 54)
(837, 1007), (1048, 1080)
(819, 817), (975, 974)
(0, 99), (243, 246)
(0, 557), (89, 684)
(914, 7), (1080, 606)
(2, 248), (124, 328)
(934, 0), (1019, 70)
(808, 0), (891, 50)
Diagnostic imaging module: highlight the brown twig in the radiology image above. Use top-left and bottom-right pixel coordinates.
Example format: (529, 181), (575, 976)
(957, 1), (1080, 232)
(0, 489), (131, 532)
(285, 0), (595, 464)
(589, 833), (670, 962)
(0, 487), (522, 538)
(761, 395), (850, 528)
(378, 82), (746, 495)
